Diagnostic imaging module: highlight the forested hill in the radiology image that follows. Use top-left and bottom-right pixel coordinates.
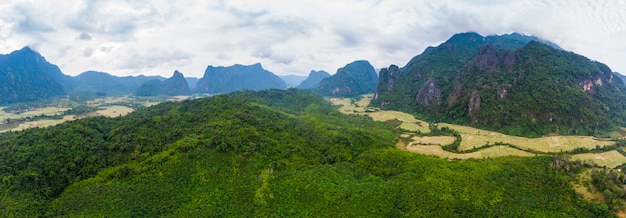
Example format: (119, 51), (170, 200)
(372, 32), (626, 137)
(314, 60), (378, 97)
(0, 89), (611, 217)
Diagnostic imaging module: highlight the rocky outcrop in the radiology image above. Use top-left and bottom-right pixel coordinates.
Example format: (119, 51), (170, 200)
(465, 45), (516, 73)
(497, 85), (507, 100)
(468, 91), (481, 116)
(416, 78), (442, 107)
(373, 65), (399, 102)
(447, 81), (462, 106)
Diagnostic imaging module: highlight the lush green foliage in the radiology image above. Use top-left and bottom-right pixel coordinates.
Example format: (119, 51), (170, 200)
(0, 89), (613, 217)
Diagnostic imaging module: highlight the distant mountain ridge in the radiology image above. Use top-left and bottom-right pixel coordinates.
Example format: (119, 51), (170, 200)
(372, 32), (626, 137)
(136, 70), (191, 96)
(314, 60), (378, 97)
(65, 71), (166, 97)
(279, 75), (307, 88)
(194, 63), (286, 94)
(296, 70), (331, 89)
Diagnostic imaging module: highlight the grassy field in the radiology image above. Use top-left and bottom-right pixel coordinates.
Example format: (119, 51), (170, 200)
(330, 95), (431, 133)
(571, 150), (626, 168)
(404, 144), (535, 159)
(438, 123), (615, 153)
(572, 169), (605, 204)
(0, 106), (70, 121)
(0, 115), (76, 133)
(95, 105), (134, 117)
(0, 96), (147, 133)
(408, 136), (456, 146)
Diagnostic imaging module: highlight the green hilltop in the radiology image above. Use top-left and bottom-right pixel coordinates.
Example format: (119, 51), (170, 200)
(0, 89), (613, 217)
(314, 60), (378, 97)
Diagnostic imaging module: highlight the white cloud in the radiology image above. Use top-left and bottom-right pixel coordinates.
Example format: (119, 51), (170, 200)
(0, 0), (624, 77)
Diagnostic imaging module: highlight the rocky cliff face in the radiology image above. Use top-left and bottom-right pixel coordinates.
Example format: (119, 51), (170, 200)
(314, 60), (377, 97)
(416, 78), (441, 107)
(468, 91), (481, 116)
(195, 63), (286, 94)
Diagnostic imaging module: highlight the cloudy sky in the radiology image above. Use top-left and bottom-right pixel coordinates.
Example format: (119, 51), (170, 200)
(0, 0), (625, 78)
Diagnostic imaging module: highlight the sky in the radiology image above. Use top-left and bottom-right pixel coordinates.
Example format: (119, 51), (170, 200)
(0, 0), (625, 78)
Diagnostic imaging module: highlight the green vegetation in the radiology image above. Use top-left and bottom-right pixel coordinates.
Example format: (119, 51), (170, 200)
(0, 89), (618, 216)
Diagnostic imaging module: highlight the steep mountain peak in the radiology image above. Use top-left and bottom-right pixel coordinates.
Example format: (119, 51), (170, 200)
(18, 46), (34, 52)
(445, 32), (484, 43)
(9, 46), (45, 61)
(172, 70), (184, 78)
(0, 47), (66, 103)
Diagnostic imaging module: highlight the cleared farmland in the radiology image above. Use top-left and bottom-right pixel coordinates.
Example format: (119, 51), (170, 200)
(332, 95), (626, 167)
(0, 106), (70, 122)
(571, 150), (626, 168)
(438, 123), (615, 153)
(330, 95), (431, 133)
(405, 144), (535, 159)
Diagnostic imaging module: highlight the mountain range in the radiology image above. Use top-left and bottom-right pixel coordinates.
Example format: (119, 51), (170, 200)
(66, 71), (166, 97)
(2, 33), (626, 216)
(0, 47), (381, 102)
(2, 32), (626, 138)
(135, 70), (191, 96)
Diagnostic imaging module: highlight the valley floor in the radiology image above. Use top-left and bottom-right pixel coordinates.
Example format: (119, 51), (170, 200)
(0, 95), (192, 133)
(330, 94), (626, 168)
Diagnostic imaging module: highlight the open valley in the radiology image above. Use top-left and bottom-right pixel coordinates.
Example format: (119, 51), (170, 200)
(332, 94), (626, 167)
